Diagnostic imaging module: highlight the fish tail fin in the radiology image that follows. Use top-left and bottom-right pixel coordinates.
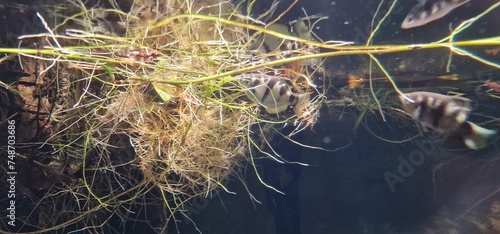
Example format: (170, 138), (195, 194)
(462, 122), (497, 150)
(293, 93), (311, 117)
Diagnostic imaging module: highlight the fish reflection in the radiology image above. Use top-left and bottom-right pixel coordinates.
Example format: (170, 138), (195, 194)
(401, 0), (470, 29)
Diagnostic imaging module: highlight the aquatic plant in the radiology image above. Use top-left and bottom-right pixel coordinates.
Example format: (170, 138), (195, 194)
(0, 0), (498, 233)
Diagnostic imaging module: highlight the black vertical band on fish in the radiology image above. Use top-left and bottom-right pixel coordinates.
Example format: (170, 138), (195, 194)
(399, 91), (496, 149)
(401, 0), (470, 29)
(237, 74), (311, 117)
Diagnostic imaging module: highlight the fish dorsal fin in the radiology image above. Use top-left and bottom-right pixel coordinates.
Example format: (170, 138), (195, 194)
(449, 95), (471, 110)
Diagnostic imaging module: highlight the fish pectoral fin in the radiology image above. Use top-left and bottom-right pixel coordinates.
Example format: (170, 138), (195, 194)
(264, 103), (290, 114)
(462, 122), (497, 150)
(293, 92), (311, 117)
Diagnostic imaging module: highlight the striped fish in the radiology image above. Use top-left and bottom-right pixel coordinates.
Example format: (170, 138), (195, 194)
(238, 74), (311, 116)
(401, 0), (470, 29)
(399, 91), (496, 149)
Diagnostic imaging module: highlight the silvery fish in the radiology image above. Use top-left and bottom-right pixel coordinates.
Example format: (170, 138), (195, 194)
(238, 74), (311, 116)
(250, 18), (323, 74)
(399, 91), (496, 149)
(401, 0), (470, 29)
(251, 18), (313, 53)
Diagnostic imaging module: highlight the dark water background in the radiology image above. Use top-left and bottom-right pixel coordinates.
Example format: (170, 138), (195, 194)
(173, 0), (500, 233)
(175, 112), (499, 234)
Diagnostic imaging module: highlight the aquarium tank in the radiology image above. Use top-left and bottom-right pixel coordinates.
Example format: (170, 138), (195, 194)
(0, 0), (499, 233)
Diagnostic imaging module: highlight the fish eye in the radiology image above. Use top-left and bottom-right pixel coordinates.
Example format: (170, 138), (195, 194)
(407, 16), (414, 23)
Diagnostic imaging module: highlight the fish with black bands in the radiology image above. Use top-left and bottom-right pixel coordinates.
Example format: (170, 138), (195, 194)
(401, 0), (470, 29)
(238, 74), (311, 117)
(399, 91), (497, 149)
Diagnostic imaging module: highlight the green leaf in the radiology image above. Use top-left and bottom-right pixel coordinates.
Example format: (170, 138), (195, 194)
(153, 83), (176, 103)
